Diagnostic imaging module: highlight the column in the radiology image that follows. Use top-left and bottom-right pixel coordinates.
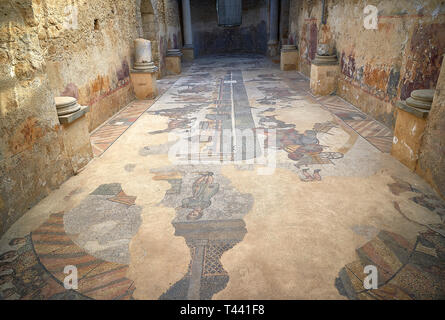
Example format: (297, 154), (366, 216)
(130, 39), (159, 99)
(182, 0), (194, 59)
(310, 54), (339, 96)
(268, 0), (279, 56)
(392, 90), (434, 171)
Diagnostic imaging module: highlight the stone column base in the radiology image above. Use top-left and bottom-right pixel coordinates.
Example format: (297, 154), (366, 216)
(391, 101), (429, 171)
(130, 71), (158, 100)
(182, 47), (194, 60)
(280, 49), (299, 71)
(166, 55), (182, 75)
(61, 110), (93, 173)
(310, 63), (339, 96)
(267, 41), (279, 57)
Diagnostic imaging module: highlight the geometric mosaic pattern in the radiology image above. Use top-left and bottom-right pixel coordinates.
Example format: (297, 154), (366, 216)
(336, 229), (445, 300)
(90, 77), (182, 157)
(108, 191), (137, 206)
(337, 177), (445, 300)
(1, 212), (136, 300)
(90, 101), (155, 157)
(345, 120), (392, 137)
(315, 95), (394, 153)
(366, 136), (393, 153)
(203, 242), (237, 276)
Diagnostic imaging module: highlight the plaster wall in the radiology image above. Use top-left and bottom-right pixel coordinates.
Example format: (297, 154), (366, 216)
(288, 0), (445, 198)
(288, 0), (445, 129)
(41, 0), (141, 132)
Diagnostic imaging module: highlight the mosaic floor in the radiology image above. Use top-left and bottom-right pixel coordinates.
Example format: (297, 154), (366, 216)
(90, 73), (185, 157)
(1, 55), (444, 300)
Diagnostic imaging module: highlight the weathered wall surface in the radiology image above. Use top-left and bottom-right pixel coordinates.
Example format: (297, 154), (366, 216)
(157, 0), (182, 77)
(0, 0), (74, 236)
(288, 0), (445, 129)
(0, 0), (180, 237)
(190, 0), (268, 57)
(164, 0), (182, 50)
(42, 0), (140, 132)
(417, 56), (445, 198)
(42, 0), (182, 130)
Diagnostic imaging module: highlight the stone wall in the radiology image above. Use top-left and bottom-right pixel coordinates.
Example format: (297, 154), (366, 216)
(288, 0), (445, 129)
(190, 0), (268, 57)
(0, 0), (75, 236)
(42, 0), (140, 132)
(0, 0), (180, 237)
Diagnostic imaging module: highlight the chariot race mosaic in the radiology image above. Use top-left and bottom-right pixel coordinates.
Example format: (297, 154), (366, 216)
(1, 55), (444, 300)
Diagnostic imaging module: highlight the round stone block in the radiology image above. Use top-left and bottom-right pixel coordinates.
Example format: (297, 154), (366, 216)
(406, 97), (432, 110)
(133, 61), (157, 72)
(134, 38), (152, 64)
(57, 104), (81, 116)
(282, 44), (297, 50)
(312, 54), (338, 65)
(55, 96), (77, 108)
(54, 96), (80, 116)
(167, 49), (183, 57)
(410, 89), (435, 103)
(317, 43), (331, 56)
(315, 54), (337, 61)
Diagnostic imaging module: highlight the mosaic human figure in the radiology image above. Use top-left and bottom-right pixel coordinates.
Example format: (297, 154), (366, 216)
(182, 172), (220, 220)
